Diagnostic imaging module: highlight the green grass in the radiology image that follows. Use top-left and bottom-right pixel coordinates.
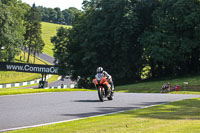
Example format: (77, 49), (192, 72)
(0, 88), (93, 96)
(7, 98), (200, 133)
(41, 22), (71, 57)
(116, 75), (200, 94)
(0, 71), (41, 84)
(47, 75), (60, 83)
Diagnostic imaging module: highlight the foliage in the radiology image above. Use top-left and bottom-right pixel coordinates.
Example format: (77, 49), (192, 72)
(37, 6), (81, 25)
(52, 0), (160, 87)
(0, 0), (28, 61)
(140, 0), (200, 77)
(24, 4), (45, 63)
(0, 1), (45, 63)
(51, 27), (71, 75)
(52, 0), (200, 87)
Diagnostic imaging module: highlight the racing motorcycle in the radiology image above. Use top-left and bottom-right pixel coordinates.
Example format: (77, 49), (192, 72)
(93, 73), (113, 102)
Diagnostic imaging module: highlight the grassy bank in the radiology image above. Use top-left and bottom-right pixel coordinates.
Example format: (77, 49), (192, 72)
(0, 72), (41, 84)
(41, 22), (71, 57)
(7, 98), (200, 133)
(116, 75), (200, 94)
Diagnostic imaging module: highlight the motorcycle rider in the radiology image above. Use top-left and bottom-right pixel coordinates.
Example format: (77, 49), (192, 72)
(96, 67), (114, 94)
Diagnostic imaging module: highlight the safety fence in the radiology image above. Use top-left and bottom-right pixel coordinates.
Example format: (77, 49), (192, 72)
(0, 75), (52, 88)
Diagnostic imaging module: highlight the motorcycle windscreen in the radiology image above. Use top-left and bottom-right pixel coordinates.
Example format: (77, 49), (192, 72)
(95, 73), (104, 81)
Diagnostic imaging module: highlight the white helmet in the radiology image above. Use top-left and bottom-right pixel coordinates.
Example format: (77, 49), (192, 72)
(97, 67), (103, 73)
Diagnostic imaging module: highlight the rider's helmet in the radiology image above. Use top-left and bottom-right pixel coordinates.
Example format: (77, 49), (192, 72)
(97, 67), (103, 73)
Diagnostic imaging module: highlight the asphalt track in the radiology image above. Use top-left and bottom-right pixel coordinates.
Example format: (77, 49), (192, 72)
(0, 91), (199, 132)
(37, 53), (55, 65)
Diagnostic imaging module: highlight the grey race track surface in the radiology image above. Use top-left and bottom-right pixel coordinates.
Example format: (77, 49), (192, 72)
(37, 53), (55, 65)
(0, 92), (200, 132)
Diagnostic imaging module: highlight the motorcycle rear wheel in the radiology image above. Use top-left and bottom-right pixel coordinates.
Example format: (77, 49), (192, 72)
(107, 91), (114, 100)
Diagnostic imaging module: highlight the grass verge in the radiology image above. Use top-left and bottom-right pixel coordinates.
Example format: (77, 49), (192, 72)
(116, 75), (200, 94)
(47, 75), (60, 83)
(0, 88), (94, 96)
(7, 98), (200, 133)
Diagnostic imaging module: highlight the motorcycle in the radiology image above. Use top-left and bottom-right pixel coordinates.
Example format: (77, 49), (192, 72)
(93, 73), (114, 102)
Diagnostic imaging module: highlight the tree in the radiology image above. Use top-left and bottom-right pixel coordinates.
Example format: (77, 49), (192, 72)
(140, 0), (200, 77)
(62, 9), (70, 24)
(51, 27), (71, 75)
(49, 8), (57, 23)
(66, 7), (81, 25)
(54, 7), (64, 24)
(0, 0), (27, 61)
(24, 4), (44, 63)
(37, 6), (81, 25)
(53, 0), (200, 87)
(53, 0), (146, 86)
(32, 24), (45, 63)
(37, 6), (50, 22)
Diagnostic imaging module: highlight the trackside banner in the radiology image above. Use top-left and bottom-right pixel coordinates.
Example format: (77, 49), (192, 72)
(0, 62), (58, 75)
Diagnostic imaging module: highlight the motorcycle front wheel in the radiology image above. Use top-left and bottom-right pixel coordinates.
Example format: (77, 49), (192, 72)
(98, 87), (104, 102)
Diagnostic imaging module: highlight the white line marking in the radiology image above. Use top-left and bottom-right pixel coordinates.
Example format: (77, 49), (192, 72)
(0, 102), (168, 132)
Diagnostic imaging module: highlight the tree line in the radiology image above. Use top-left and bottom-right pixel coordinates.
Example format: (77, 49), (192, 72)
(0, 0), (44, 63)
(37, 6), (81, 25)
(52, 0), (200, 87)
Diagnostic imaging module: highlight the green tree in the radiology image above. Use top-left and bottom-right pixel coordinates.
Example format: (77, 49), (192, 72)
(0, 0), (27, 61)
(49, 8), (57, 23)
(32, 24), (45, 63)
(140, 0), (200, 77)
(51, 27), (71, 75)
(37, 6), (81, 25)
(55, 7), (64, 24)
(62, 9), (71, 24)
(53, 0), (146, 86)
(24, 4), (44, 63)
(37, 6), (50, 22)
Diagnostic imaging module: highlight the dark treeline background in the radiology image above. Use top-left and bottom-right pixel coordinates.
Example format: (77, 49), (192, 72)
(52, 0), (200, 87)
(37, 6), (81, 25)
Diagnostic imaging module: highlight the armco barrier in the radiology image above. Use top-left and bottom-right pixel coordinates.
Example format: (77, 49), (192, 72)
(0, 75), (52, 88)
(45, 84), (75, 89)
